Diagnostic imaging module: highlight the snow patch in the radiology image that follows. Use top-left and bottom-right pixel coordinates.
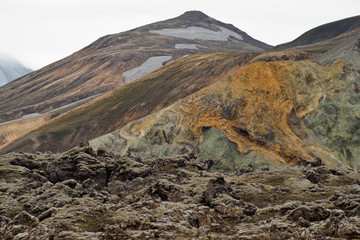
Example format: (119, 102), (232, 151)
(175, 44), (199, 49)
(122, 56), (172, 83)
(150, 25), (243, 42)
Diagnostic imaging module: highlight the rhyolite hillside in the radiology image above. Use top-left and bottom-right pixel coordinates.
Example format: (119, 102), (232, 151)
(90, 34), (360, 171)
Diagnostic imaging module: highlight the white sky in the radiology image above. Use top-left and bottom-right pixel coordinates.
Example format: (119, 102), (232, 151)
(0, 0), (359, 70)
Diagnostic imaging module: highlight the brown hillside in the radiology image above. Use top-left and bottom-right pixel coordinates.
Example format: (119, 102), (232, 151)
(0, 11), (270, 123)
(2, 51), (258, 153)
(275, 15), (360, 50)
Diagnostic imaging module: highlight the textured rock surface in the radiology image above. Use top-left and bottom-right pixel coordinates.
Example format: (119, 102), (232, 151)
(305, 36), (360, 169)
(1, 147), (360, 239)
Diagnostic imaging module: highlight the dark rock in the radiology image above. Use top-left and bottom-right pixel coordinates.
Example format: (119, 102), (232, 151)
(195, 159), (214, 170)
(148, 181), (182, 202)
(296, 216), (310, 228)
(204, 177), (239, 206)
(75, 165), (91, 181)
(243, 203), (257, 216)
(234, 167), (254, 176)
(38, 207), (56, 221)
(330, 168), (343, 176)
(79, 140), (89, 147)
(82, 179), (96, 189)
(46, 157), (78, 183)
(96, 148), (108, 157)
(315, 166), (331, 175)
(305, 170), (320, 184)
(82, 147), (97, 156)
(109, 158), (152, 181)
(10, 156), (41, 170)
(184, 152), (196, 160)
(296, 158), (323, 168)
(62, 179), (77, 189)
(279, 201), (299, 214)
(287, 205), (330, 222)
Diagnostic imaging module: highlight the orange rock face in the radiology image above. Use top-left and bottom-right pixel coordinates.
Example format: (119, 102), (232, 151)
(186, 61), (344, 165)
(91, 60), (347, 169)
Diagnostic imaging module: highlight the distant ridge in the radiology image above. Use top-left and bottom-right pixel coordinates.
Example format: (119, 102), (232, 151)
(178, 10), (210, 21)
(0, 53), (32, 86)
(275, 15), (360, 50)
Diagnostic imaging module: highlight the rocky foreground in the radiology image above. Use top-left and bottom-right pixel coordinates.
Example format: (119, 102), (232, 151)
(1, 147), (360, 239)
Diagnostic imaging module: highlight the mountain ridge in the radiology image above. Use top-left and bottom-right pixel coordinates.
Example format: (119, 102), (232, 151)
(275, 15), (360, 50)
(0, 53), (32, 86)
(0, 11), (271, 124)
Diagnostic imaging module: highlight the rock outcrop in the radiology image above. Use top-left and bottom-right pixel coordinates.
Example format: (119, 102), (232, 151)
(1, 147), (360, 239)
(91, 55), (360, 171)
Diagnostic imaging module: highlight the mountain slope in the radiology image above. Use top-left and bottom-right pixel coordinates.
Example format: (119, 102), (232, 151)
(90, 36), (360, 171)
(1, 51), (258, 153)
(0, 53), (32, 86)
(275, 15), (360, 50)
(0, 11), (271, 123)
(89, 60), (347, 171)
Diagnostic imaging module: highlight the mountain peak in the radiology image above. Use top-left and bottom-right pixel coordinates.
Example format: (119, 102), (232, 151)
(178, 11), (210, 22)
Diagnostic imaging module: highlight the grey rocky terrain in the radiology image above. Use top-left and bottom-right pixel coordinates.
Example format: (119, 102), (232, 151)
(1, 146), (360, 239)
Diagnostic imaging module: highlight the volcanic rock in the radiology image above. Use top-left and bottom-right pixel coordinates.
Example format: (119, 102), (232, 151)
(1, 147), (360, 239)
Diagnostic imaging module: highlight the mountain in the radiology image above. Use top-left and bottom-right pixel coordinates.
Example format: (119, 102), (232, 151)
(88, 28), (360, 171)
(1, 13), (360, 240)
(275, 15), (360, 51)
(0, 11), (271, 123)
(90, 56), (359, 171)
(0, 53), (32, 86)
(3, 15), (360, 169)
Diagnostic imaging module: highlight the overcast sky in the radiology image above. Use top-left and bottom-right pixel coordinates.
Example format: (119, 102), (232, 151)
(0, 0), (359, 70)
